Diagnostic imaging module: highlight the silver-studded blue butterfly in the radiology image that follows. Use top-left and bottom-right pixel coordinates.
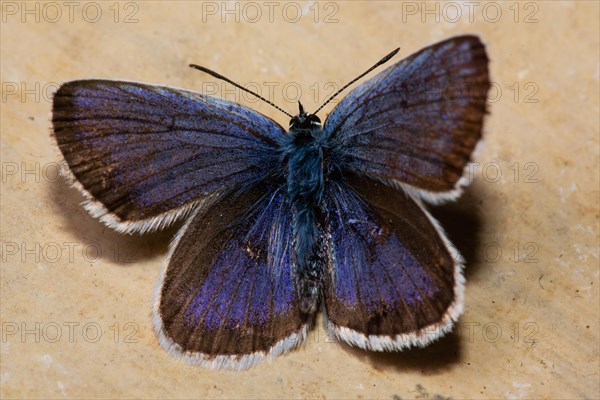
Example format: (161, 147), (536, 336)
(52, 35), (490, 369)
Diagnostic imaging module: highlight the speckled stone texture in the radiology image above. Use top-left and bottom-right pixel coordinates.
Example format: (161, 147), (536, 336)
(1, 1), (598, 398)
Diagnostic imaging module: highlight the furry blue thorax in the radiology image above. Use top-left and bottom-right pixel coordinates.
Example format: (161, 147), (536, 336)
(277, 111), (330, 314)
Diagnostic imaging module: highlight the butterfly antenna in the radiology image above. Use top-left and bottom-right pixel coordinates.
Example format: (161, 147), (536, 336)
(189, 64), (293, 118)
(312, 47), (400, 115)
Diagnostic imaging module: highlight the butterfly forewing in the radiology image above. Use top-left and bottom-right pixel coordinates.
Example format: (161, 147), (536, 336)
(322, 173), (463, 350)
(154, 183), (310, 369)
(52, 80), (285, 233)
(325, 35), (490, 202)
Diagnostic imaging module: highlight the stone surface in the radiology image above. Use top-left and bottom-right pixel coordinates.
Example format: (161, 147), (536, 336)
(1, 1), (598, 398)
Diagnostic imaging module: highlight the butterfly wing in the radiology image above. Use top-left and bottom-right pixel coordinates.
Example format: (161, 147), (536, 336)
(154, 182), (310, 369)
(322, 173), (463, 350)
(324, 35), (490, 203)
(52, 80), (285, 233)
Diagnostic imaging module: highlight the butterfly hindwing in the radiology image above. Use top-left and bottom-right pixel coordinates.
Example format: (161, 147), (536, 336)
(322, 173), (463, 350)
(154, 182), (310, 369)
(52, 80), (285, 233)
(325, 35), (490, 203)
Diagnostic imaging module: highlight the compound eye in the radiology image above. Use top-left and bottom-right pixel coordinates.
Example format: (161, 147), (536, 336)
(289, 116), (300, 128)
(310, 115), (322, 125)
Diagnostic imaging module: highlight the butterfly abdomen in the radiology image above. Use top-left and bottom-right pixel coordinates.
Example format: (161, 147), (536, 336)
(284, 126), (327, 314)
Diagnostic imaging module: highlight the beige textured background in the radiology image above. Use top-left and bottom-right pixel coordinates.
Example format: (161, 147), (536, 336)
(1, 1), (598, 399)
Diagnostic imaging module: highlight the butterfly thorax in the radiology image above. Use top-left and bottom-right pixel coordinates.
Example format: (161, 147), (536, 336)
(280, 112), (328, 314)
(285, 114), (326, 203)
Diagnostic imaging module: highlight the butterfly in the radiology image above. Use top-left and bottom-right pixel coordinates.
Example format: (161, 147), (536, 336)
(52, 35), (490, 369)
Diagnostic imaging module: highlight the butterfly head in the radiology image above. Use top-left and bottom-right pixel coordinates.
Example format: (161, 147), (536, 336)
(289, 101), (321, 132)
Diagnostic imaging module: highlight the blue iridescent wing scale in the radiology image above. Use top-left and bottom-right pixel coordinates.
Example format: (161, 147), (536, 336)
(153, 182), (310, 369)
(324, 35), (490, 203)
(322, 173), (463, 350)
(52, 80), (285, 233)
